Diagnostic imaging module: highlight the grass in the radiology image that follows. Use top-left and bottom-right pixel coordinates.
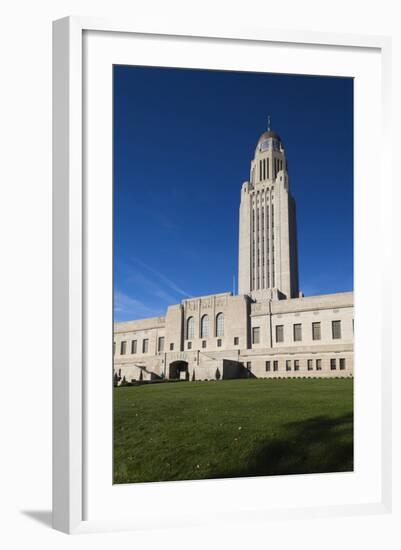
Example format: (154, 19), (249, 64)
(113, 378), (353, 484)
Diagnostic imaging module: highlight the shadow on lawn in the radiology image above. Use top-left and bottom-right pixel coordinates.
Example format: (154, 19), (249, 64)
(219, 413), (353, 478)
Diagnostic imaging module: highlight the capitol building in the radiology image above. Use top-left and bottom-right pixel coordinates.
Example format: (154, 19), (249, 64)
(114, 123), (354, 383)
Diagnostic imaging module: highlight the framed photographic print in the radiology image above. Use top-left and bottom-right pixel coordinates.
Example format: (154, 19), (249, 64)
(52, 17), (392, 534)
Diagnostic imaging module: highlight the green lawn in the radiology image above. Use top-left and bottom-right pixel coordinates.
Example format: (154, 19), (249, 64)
(113, 378), (353, 484)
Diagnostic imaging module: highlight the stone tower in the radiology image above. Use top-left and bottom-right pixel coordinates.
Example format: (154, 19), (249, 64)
(238, 121), (299, 301)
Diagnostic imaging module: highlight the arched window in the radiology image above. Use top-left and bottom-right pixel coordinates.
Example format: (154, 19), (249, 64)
(216, 312), (224, 337)
(187, 316), (194, 339)
(201, 314), (209, 338)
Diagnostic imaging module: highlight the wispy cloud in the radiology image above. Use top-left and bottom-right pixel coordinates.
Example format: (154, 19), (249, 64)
(114, 290), (163, 320)
(153, 288), (179, 304)
(114, 258), (193, 321)
(129, 257), (192, 298)
(122, 267), (180, 305)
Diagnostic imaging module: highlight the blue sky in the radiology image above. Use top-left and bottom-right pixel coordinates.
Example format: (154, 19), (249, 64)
(114, 66), (353, 322)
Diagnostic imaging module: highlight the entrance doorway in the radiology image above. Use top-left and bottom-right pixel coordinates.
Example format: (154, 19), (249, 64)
(169, 360), (189, 380)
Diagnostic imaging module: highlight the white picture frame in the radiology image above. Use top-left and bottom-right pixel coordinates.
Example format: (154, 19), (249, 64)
(52, 16), (392, 534)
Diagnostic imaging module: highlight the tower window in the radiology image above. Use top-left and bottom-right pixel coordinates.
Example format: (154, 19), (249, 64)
(312, 322), (321, 340)
(275, 325), (284, 343)
(332, 320), (342, 339)
(216, 312), (224, 337)
(252, 327), (260, 344)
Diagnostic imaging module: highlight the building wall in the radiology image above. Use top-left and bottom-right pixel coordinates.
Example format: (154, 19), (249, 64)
(238, 182), (252, 296)
(113, 291), (354, 382)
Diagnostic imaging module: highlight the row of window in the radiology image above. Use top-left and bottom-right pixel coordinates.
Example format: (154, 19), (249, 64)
(257, 157), (284, 183)
(115, 334), (244, 356)
(187, 313), (224, 339)
(116, 320), (346, 356)
(245, 357), (347, 372)
(115, 336), (165, 356)
(251, 189), (274, 200)
(251, 203), (275, 291)
(251, 320), (343, 345)
(187, 336), (241, 350)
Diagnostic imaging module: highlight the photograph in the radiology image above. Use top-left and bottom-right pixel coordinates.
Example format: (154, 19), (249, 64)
(112, 65), (354, 484)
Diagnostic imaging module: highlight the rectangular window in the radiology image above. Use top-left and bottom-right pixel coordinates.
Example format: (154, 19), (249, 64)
(293, 323), (302, 342)
(252, 327), (260, 344)
(234, 337), (239, 346)
(330, 358), (336, 370)
(273, 360), (278, 371)
(202, 340), (206, 348)
(286, 360), (291, 371)
(131, 340), (137, 354)
(275, 325), (284, 343)
(294, 360), (300, 371)
(307, 359), (313, 370)
(246, 361), (251, 370)
(187, 341), (192, 350)
(340, 358), (346, 370)
(316, 359), (322, 370)
(142, 339), (148, 353)
(217, 339), (222, 347)
(113, 342), (116, 355)
(169, 343), (174, 351)
(312, 322), (321, 341)
(158, 337), (164, 353)
(265, 361), (271, 372)
(332, 320), (342, 339)
(120, 341), (126, 355)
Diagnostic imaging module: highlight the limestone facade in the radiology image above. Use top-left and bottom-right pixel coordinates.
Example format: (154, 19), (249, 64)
(114, 124), (353, 382)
